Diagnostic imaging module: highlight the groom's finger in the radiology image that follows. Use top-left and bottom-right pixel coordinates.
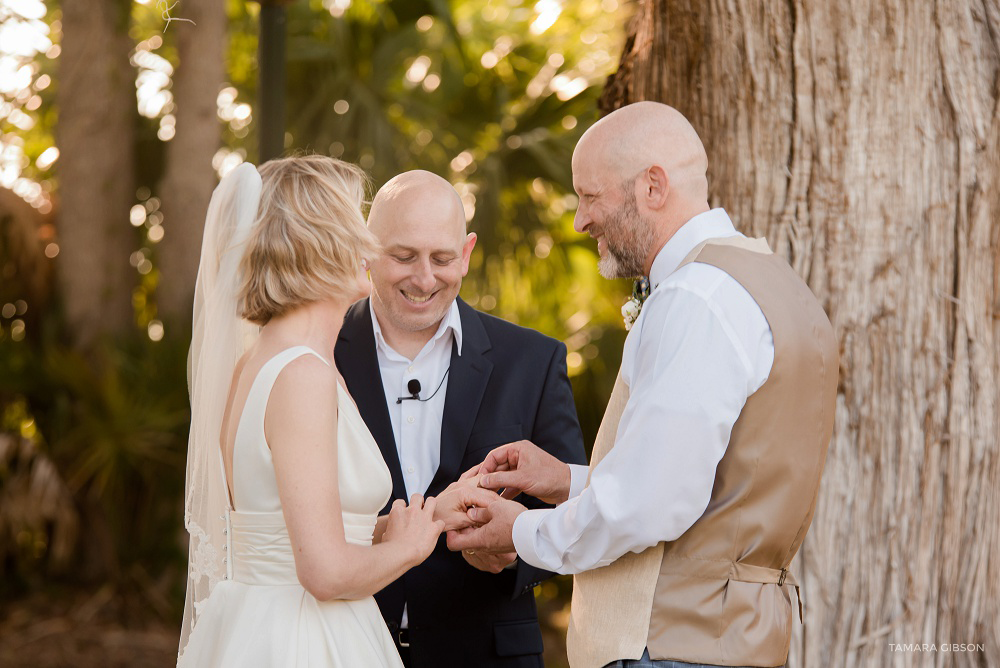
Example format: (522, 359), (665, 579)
(447, 528), (486, 552)
(459, 464), (480, 480)
(446, 527), (478, 551)
(467, 505), (493, 524)
(480, 471), (527, 494)
(477, 444), (515, 475)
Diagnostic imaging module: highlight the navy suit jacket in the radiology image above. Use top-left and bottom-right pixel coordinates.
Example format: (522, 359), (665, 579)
(335, 297), (586, 667)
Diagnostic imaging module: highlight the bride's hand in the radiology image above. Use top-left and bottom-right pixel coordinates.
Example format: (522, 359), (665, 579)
(381, 494), (445, 565)
(432, 484), (499, 531)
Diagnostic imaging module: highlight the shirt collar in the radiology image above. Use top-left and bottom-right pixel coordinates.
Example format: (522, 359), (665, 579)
(649, 208), (740, 288)
(369, 298), (464, 359)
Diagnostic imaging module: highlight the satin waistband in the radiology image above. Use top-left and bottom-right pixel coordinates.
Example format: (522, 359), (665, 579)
(229, 510), (377, 586)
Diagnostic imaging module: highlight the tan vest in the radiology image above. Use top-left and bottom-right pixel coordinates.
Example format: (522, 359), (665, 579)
(567, 239), (839, 668)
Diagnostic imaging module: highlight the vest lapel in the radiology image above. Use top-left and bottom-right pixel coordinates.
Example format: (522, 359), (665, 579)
(336, 300), (408, 507)
(426, 299), (492, 497)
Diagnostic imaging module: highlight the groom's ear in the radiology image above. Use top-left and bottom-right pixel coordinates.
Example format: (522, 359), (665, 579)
(460, 233), (477, 275)
(643, 165), (670, 211)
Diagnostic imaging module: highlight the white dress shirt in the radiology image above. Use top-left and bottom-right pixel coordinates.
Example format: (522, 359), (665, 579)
(370, 299), (463, 498)
(512, 208), (775, 574)
(371, 299), (462, 629)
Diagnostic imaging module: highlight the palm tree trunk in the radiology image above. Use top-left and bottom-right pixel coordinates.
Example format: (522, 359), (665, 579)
(157, 1), (227, 327)
(55, 0), (136, 347)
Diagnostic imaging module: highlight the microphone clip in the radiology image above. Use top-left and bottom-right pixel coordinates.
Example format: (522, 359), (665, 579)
(396, 378), (422, 404)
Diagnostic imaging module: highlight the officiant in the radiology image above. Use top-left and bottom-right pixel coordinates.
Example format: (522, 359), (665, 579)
(335, 170), (587, 668)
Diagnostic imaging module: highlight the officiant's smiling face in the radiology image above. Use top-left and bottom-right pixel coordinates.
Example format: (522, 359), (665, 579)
(367, 171), (477, 339)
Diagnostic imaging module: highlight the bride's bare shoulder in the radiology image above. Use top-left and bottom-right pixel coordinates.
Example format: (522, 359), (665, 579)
(268, 352), (337, 407)
(263, 353), (338, 449)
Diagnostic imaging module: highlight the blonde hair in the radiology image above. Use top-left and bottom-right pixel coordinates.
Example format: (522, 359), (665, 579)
(239, 154), (379, 325)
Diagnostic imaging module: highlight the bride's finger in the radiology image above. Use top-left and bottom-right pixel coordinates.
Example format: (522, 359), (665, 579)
(444, 514), (478, 532)
(463, 487), (500, 510)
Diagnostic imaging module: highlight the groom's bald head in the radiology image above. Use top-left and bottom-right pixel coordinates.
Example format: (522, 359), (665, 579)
(573, 101), (709, 208)
(571, 102), (711, 276)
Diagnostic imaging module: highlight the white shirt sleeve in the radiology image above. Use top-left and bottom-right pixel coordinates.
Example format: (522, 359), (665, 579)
(512, 266), (773, 574)
(567, 463), (590, 500)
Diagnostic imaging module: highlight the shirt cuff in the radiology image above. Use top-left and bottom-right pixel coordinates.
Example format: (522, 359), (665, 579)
(512, 508), (554, 571)
(567, 464), (589, 500)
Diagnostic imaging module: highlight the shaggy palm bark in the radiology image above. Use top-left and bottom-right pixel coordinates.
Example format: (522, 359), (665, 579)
(56, 0), (135, 347)
(601, 2), (999, 666)
(157, 1), (227, 326)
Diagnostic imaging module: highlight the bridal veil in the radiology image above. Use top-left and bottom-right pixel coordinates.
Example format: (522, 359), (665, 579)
(179, 163), (262, 656)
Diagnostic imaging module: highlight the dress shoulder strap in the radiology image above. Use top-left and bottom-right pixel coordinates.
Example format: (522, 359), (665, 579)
(243, 346), (330, 415)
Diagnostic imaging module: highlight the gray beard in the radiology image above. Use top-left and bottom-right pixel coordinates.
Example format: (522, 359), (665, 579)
(597, 192), (655, 279)
(598, 243), (646, 279)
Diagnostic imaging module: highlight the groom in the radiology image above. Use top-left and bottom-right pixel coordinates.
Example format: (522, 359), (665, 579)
(335, 170), (586, 667)
(449, 102), (839, 668)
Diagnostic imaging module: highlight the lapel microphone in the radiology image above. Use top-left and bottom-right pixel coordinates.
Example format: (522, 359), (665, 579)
(395, 367), (451, 404)
(396, 379), (421, 404)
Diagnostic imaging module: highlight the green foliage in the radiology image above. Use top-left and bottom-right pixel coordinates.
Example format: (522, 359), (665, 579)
(270, 0), (632, 436)
(3, 1), (636, 610)
(0, 3), (58, 193)
(0, 330), (191, 577)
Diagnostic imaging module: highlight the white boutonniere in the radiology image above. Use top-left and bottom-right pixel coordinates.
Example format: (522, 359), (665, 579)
(622, 276), (651, 331)
(622, 297), (642, 331)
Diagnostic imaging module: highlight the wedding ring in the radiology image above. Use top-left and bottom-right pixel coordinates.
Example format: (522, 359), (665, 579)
(465, 550), (475, 555)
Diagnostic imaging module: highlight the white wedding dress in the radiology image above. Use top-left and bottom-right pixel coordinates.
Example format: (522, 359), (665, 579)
(178, 346), (403, 667)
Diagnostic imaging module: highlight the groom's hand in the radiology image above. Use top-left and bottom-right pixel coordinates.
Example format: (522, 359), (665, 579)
(446, 498), (526, 554)
(460, 549), (517, 574)
(432, 483), (499, 531)
(476, 440), (572, 505)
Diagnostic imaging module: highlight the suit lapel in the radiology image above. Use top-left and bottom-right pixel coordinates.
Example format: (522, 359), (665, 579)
(335, 300), (408, 507)
(427, 299), (493, 497)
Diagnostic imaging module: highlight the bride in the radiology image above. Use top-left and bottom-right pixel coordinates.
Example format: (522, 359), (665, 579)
(177, 156), (494, 666)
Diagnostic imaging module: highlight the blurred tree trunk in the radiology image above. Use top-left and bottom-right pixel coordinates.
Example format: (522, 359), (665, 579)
(55, 0), (135, 348)
(158, 2), (227, 327)
(0, 187), (53, 332)
(602, 1), (999, 666)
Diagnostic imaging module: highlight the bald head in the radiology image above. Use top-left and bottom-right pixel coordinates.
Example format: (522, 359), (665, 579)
(368, 170), (466, 239)
(571, 103), (711, 277)
(573, 102), (709, 206)
(364, 170), (477, 356)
